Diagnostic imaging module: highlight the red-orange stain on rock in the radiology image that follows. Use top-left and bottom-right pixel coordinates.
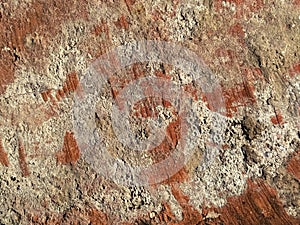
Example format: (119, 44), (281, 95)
(130, 97), (186, 187)
(18, 137), (30, 177)
(0, 138), (9, 167)
(41, 90), (51, 102)
(151, 9), (163, 22)
(89, 19), (113, 58)
(222, 144), (230, 150)
(34, 72), (81, 128)
(215, 48), (236, 66)
(171, 184), (203, 224)
(0, 1), (89, 95)
(229, 23), (246, 45)
(41, 72), (80, 103)
(109, 64), (189, 186)
(131, 97), (182, 181)
(165, 167), (189, 185)
(131, 97), (171, 118)
(165, 118), (181, 149)
(214, 179), (300, 225)
(147, 113), (181, 164)
(242, 67), (264, 82)
(155, 203), (178, 224)
(133, 98), (201, 223)
(60, 71), (81, 98)
(270, 112), (284, 125)
(287, 150), (300, 181)
(222, 81), (256, 117)
(124, 0), (136, 13)
(92, 19), (110, 37)
(294, 0), (300, 6)
(0, 62), (15, 95)
(140, 178), (300, 224)
(88, 207), (109, 225)
(151, 0), (179, 21)
(227, 0), (244, 4)
(56, 131), (80, 165)
(289, 62), (300, 78)
(155, 69), (171, 80)
(115, 15), (129, 30)
(212, 47), (262, 117)
(145, 181), (203, 224)
(109, 63), (146, 99)
(109, 64), (195, 187)
(37, 103), (59, 123)
(183, 83), (200, 101)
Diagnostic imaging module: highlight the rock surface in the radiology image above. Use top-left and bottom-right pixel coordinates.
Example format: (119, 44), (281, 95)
(0, 0), (299, 224)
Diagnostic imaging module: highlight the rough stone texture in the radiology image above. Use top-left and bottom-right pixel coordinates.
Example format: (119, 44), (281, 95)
(0, 0), (299, 224)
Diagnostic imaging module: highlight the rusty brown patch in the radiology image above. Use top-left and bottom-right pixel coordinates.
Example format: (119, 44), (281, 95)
(0, 0), (89, 95)
(137, 182), (203, 224)
(109, 63), (146, 99)
(170, 184), (203, 224)
(229, 23), (246, 45)
(18, 137), (30, 177)
(214, 179), (300, 225)
(287, 150), (300, 181)
(41, 71), (81, 103)
(0, 60), (15, 95)
(222, 81), (256, 117)
(92, 19), (110, 37)
(115, 15), (129, 30)
(56, 131), (80, 165)
(0, 138), (9, 167)
(294, 0), (300, 6)
(57, 71), (81, 100)
(289, 62), (300, 78)
(270, 112), (284, 125)
(124, 0), (136, 13)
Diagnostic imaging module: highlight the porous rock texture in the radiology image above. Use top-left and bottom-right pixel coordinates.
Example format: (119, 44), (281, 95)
(0, 0), (300, 224)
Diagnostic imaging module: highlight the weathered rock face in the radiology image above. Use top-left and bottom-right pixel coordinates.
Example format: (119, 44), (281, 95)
(0, 0), (299, 224)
